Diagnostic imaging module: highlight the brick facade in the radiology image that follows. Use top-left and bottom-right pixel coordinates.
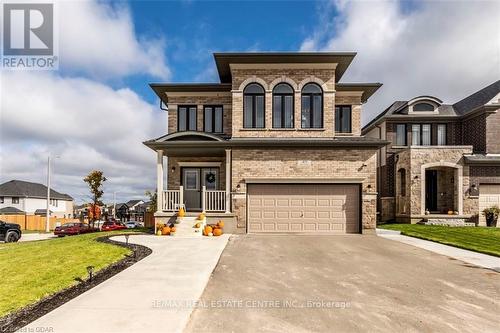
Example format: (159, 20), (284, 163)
(230, 148), (378, 232)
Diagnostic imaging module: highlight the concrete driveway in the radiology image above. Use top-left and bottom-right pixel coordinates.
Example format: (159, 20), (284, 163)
(185, 235), (500, 333)
(23, 234), (230, 333)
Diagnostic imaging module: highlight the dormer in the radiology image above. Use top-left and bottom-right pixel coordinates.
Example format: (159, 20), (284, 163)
(406, 96), (442, 115)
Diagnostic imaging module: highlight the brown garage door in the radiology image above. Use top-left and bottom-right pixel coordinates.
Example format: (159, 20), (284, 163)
(247, 184), (360, 234)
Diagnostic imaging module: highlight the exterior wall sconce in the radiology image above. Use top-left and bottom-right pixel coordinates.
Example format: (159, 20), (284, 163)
(236, 184), (241, 192)
(171, 166), (176, 173)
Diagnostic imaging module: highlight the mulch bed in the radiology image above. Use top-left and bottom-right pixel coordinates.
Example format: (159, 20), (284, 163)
(0, 233), (152, 333)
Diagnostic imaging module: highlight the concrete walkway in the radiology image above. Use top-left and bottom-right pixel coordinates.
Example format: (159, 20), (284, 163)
(377, 228), (500, 272)
(21, 234), (230, 333)
(19, 233), (56, 242)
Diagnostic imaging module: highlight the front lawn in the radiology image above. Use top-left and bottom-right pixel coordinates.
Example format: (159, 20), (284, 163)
(380, 224), (500, 257)
(0, 231), (134, 317)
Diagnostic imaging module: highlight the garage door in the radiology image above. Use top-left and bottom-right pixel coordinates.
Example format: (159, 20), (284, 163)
(479, 184), (500, 225)
(247, 184), (360, 234)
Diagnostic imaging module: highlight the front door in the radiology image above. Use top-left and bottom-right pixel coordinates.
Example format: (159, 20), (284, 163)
(425, 170), (438, 212)
(182, 167), (219, 211)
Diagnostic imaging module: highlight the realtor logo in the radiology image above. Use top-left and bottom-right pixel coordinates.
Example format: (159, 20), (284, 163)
(2, 3), (58, 69)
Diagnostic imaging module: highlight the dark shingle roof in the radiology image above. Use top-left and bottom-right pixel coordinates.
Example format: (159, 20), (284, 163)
(0, 180), (73, 200)
(126, 200), (143, 207)
(34, 209), (53, 216)
(0, 206), (25, 214)
(453, 80), (500, 115)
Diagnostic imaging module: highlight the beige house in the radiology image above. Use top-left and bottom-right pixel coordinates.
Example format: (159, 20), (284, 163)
(362, 80), (500, 226)
(145, 52), (387, 234)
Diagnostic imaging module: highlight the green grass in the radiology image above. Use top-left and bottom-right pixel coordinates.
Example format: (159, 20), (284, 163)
(0, 231), (135, 317)
(380, 224), (500, 257)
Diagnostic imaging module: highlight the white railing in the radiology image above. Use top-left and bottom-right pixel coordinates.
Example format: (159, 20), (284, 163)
(162, 186), (183, 212)
(203, 187), (227, 212)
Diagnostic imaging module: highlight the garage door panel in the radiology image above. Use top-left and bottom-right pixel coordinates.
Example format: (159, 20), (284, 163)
(479, 185), (500, 225)
(248, 184), (360, 234)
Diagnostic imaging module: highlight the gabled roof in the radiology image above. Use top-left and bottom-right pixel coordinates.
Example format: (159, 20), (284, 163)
(0, 206), (25, 215)
(0, 180), (73, 200)
(126, 199), (143, 207)
(453, 80), (500, 115)
(213, 52), (356, 83)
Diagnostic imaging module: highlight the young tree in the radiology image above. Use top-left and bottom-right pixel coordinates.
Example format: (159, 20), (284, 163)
(145, 190), (157, 213)
(83, 170), (107, 228)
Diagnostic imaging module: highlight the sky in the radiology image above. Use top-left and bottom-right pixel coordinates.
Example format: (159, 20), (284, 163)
(1, 0), (499, 204)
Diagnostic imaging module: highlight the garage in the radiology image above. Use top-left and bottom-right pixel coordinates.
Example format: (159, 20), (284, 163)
(247, 184), (360, 234)
(479, 184), (500, 225)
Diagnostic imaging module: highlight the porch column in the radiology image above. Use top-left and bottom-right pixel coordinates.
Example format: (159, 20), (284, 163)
(225, 149), (231, 213)
(156, 150), (164, 213)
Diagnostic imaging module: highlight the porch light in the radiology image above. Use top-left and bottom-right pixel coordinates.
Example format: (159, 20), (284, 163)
(414, 175), (419, 180)
(171, 166), (176, 173)
(236, 184), (241, 191)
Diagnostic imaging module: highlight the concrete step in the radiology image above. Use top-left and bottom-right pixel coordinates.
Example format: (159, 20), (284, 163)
(171, 217), (206, 238)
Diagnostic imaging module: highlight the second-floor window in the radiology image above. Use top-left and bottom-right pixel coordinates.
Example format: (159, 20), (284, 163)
(178, 106), (197, 131)
(204, 106), (223, 133)
(301, 83), (323, 128)
(411, 124), (431, 145)
(395, 124), (407, 146)
(335, 106), (352, 133)
(12, 197), (19, 204)
(50, 198), (58, 206)
(272, 83), (294, 128)
(437, 124), (447, 145)
(243, 83), (265, 128)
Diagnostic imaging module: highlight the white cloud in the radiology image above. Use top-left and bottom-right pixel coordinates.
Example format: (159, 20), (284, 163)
(58, 0), (170, 80)
(301, 0), (500, 124)
(0, 71), (165, 203)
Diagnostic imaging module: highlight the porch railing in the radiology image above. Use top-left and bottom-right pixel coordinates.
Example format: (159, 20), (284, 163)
(162, 186), (183, 212)
(202, 186), (227, 212)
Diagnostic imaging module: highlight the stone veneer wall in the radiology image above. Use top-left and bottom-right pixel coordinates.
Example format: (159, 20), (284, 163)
(486, 110), (500, 153)
(230, 148), (378, 232)
(166, 94), (232, 136)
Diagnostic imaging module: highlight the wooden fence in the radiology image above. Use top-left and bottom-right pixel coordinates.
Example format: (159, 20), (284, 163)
(0, 214), (81, 231)
(144, 212), (154, 228)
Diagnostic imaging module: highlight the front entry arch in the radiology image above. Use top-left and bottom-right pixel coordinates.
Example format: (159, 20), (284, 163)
(420, 162), (463, 215)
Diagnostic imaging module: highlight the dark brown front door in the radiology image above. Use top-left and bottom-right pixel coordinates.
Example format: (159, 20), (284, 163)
(181, 167), (219, 211)
(425, 170), (438, 212)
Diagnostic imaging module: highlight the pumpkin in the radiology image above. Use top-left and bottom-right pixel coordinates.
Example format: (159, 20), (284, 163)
(197, 213), (206, 220)
(204, 225), (213, 236)
(156, 230), (162, 236)
(170, 227), (176, 233)
(217, 221), (224, 228)
(178, 207), (185, 218)
(447, 210), (454, 215)
(161, 226), (171, 235)
(213, 228), (223, 236)
(194, 222), (201, 228)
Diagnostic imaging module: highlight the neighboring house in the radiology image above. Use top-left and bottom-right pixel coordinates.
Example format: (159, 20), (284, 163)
(126, 199), (145, 221)
(362, 80), (500, 225)
(0, 180), (74, 218)
(115, 203), (130, 221)
(144, 52), (388, 234)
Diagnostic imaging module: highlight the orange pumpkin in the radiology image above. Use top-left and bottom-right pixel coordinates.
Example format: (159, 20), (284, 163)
(170, 227), (176, 233)
(213, 228), (223, 236)
(161, 226), (171, 235)
(178, 207), (185, 217)
(217, 221), (224, 228)
(197, 213), (206, 220)
(204, 225), (213, 236)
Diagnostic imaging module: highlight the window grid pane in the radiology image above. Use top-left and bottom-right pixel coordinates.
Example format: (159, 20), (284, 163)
(284, 96), (293, 128)
(255, 96), (265, 128)
(422, 124), (431, 145)
(437, 124), (446, 145)
(273, 96), (282, 128)
(412, 124), (421, 145)
(313, 95), (322, 128)
(301, 96), (311, 128)
(396, 124), (406, 146)
(244, 96), (253, 128)
(214, 107), (223, 133)
(204, 107), (213, 132)
(178, 107), (187, 131)
(189, 107), (197, 131)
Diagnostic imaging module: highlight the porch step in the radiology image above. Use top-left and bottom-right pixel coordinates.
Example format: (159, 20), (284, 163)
(172, 216), (206, 238)
(424, 218), (475, 227)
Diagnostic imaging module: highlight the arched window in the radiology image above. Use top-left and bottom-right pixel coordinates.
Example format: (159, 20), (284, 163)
(398, 168), (406, 196)
(243, 83), (265, 128)
(301, 83), (323, 128)
(413, 103), (434, 112)
(272, 83), (294, 128)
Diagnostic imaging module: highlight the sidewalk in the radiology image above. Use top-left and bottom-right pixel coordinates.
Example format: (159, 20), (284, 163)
(21, 234), (230, 333)
(376, 228), (500, 272)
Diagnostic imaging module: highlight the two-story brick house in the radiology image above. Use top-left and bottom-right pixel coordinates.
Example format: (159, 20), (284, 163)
(362, 80), (500, 225)
(144, 52), (387, 234)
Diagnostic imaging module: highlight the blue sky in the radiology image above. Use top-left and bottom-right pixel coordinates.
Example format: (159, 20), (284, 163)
(124, 0), (327, 104)
(1, 0), (497, 203)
